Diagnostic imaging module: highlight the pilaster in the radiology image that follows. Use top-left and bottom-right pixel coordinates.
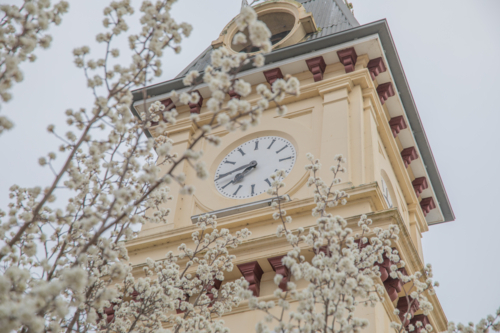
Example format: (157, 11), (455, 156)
(349, 85), (365, 186)
(318, 81), (352, 183)
(363, 97), (378, 184)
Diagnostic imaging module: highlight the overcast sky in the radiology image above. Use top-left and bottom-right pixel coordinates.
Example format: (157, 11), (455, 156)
(1, 0), (499, 326)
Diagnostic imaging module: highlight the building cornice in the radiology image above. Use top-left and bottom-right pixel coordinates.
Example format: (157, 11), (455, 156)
(131, 20), (453, 224)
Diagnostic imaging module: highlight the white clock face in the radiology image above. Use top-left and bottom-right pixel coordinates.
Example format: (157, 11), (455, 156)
(214, 136), (296, 199)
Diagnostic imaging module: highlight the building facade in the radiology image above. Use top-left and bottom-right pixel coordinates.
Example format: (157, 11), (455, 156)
(128, 0), (454, 332)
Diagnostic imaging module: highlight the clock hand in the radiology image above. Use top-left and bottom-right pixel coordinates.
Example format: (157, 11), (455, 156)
(233, 164), (257, 183)
(214, 160), (257, 181)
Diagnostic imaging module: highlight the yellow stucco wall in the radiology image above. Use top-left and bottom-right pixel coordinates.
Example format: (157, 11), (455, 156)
(127, 51), (446, 332)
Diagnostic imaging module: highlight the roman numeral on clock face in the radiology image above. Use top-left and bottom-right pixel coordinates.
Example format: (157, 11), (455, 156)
(251, 184), (255, 196)
(237, 148), (245, 156)
(279, 156), (292, 162)
(264, 178), (271, 186)
(276, 145), (288, 154)
(254, 141), (259, 150)
(267, 139), (276, 149)
(233, 185), (242, 196)
(222, 181), (233, 189)
(224, 160), (236, 165)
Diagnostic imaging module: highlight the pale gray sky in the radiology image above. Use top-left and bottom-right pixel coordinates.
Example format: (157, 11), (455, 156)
(1, 0), (499, 326)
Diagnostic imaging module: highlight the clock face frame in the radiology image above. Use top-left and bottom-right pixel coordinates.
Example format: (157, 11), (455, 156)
(214, 136), (296, 199)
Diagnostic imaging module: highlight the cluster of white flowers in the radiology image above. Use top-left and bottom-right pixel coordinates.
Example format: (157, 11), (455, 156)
(240, 155), (450, 333)
(0, 0), (69, 134)
(88, 215), (252, 333)
(0, 2), (305, 332)
(446, 309), (500, 333)
(4, 1), (492, 333)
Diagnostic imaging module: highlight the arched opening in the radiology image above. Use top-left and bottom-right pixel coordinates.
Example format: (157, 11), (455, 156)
(231, 11), (295, 53)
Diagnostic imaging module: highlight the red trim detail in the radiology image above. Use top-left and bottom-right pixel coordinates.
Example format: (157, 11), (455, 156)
(410, 315), (430, 332)
(207, 279), (222, 306)
(367, 57), (387, 80)
(101, 303), (116, 323)
(237, 261), (264, 297)
(337, 47), (357, 73)
(389, 115), (407, 138)
(188, 91), (203, 114)
(98, 290), (143, 323)
(263, 68), (284, 87)
(306, 56), (327, 82)
(161, 98), (174, 109)
(420, 197), (436, 217)
(150, 98), (175, 126)
(228, 90), (241, 100)
(396, 297), (420, 326)
(175, 287), (190, 314)
(375, 253), (392, 282)
(319, 246), (330, 257)
(355, 238), (369, 250)
(268, 255), (290, 291)
(401, 147), (418, 168)
(377, 82), (395, 105)
(412, 177), (428, 198)
(384, 275), (403, 302)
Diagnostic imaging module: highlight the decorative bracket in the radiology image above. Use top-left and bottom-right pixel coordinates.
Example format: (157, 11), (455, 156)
(337, 47), (357, 73)
(268, 255), (290, 291)
(401, 147), (418, 168)
(176, 289), (190, 314)
(420, 197), (436, 216)
(389, 115), (407, 138)
(228, 89), (241, 100)
(150, 98), (175, 126)
(384, 277), (402, 302)
(367, 57), (387, 80)
(207, 279), (222, 306)
(396, 296), (420, 326)
(101, 303), (117, 323)
(306, 56), (326, 82)
(383, 267), (406, 302)
(410, 315), (430, 333)
(188, 91), (203, 114)
(263, 68), (284, 87)
(412, 177), (428, 198)
(355, 238), (369, 251)
(161, 98), (174, 110)
(237, 261), (264, 297)
(375, 253), (392, 282)
(377, 82), (395, 105)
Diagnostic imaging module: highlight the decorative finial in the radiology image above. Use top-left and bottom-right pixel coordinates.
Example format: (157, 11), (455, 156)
(241, 0), (249, 10)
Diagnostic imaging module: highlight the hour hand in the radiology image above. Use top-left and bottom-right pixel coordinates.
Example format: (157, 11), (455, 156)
(233, 164), (256, 183)
(214, 160), (257, 181)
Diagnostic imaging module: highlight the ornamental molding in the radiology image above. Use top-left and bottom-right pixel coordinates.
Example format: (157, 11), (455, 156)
(263, 67), (284, 87)
(367, 57), (386, 80)
(337, 47), (357, 73)
(237, 261), (264, 296)
(389, 115), (407, 138)
(305, 56), (326, 82)
(268, 255), (290, 291)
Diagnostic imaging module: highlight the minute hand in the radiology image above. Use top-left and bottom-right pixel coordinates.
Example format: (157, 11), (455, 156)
(215, 160), (257, 181)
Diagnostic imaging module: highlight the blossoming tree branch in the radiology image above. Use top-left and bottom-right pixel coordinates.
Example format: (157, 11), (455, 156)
(0, 1), (498, 333)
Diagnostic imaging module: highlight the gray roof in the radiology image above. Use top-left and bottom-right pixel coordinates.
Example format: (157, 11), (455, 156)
(176, 0), (358, 77)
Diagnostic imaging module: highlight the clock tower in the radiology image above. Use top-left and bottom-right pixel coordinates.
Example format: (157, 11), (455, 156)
(127, 0), (454, 332)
